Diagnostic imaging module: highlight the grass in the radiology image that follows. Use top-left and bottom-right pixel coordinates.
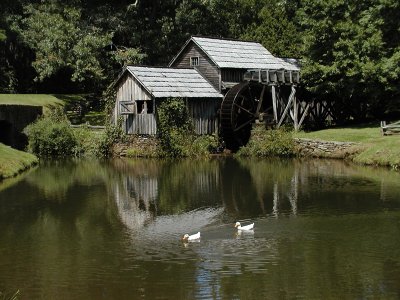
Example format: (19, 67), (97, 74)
(0, 94), (64, 107)
(0, 93), (89, 115)
(0, 143), (39, 180)
(294, 123), (400, 169)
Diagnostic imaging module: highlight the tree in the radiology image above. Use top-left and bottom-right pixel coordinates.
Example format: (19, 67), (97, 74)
(241, 0), (301, 58)
(10, 1), (112, 89)
(298, 0), (400, 120)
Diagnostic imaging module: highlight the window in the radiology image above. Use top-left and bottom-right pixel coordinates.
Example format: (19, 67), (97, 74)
(136, 100), (153, 114)
(190, 56), (200, 66)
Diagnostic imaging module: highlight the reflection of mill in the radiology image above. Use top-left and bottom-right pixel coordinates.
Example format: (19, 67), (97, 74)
(113, 174), (158, 230)
(272, 168), (299, 217)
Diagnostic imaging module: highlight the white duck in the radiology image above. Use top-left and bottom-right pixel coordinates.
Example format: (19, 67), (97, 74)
(182, 232), (201, 241)
(235, 222), (254, 231)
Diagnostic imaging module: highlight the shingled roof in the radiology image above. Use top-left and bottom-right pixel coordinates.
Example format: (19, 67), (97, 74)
(126, 66), (223, 98)
(170, 36), (299, 71)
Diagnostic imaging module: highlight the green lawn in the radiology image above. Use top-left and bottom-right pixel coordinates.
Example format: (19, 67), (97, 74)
(293, 123), (382, 143)
(0, 94), (105, 124)
(294, 123), (400, 169)
(0, 143), (38, 180)
(0, 94), (64, 107)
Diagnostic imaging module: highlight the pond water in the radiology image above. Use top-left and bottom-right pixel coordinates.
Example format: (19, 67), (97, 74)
(0, 157), (400, 299)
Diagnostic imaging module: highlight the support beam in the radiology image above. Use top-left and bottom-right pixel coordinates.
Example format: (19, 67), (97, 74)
(277, 85), (296, 128)
(271, 85), (278, 122)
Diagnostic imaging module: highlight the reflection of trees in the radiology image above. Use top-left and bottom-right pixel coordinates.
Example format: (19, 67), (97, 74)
(25, 159), (110, 201)
(157, 159), (221, 214)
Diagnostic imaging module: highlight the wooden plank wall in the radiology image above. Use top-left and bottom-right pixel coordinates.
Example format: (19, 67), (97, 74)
(116, 74), (152, 102)
(170, 42), (221, 91)
(221, 69), (245, 83)
(114, 73), (156, 134)
(126, 114), (157, 135)
(187, 98), (220, 135)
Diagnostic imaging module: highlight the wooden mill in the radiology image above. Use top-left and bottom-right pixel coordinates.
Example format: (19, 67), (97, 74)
(114, 36), (310, 150)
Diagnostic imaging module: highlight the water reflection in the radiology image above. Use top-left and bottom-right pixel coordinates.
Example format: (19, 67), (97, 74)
(0, 157), (400, 299)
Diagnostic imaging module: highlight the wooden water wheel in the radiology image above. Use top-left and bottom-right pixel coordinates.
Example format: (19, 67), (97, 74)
(220, 82), (271, 151)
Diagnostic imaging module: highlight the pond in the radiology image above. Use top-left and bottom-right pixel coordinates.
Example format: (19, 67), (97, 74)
(0, 157), (400, 299)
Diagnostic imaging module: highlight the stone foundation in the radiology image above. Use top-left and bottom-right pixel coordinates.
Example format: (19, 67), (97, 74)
(294, 138), (361, 159)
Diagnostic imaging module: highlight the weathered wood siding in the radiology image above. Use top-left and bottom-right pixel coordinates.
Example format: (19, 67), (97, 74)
(221, 68), (245, 83)
(114, 73), (156, 135)
(171, 42), (221, 91)
(186, 98), (220, 135)
(126, 114), (157, 135)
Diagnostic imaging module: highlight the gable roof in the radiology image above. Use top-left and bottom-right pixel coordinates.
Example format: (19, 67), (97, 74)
(169, 36), (299, 71)
(126, 66), (223, 98)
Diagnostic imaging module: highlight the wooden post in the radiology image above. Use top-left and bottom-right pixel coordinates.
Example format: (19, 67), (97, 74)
(293, 95), (298, 130)
(272, 85), (278, 122)
(297, 103), (310, 130)
(256, 85), (266, 120)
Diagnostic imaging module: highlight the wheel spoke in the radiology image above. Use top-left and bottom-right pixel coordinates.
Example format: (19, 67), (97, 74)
(233, 102), (255, 116)
(233, 118), (254, 132)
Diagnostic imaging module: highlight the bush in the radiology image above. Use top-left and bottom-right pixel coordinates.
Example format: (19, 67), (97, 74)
(190, 135), (219, 156)
(157, 98), (193, 157)
(24, 109), (77, 156)
(156, 98), (218, 158)
(72, 126), (105, 157)
(24, 107), (124, 158)
(237, 126), (295, 157)
(97, 118), (126, 157)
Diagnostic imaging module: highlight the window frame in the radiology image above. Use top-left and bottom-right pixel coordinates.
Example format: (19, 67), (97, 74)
(190, 56), (200, 67)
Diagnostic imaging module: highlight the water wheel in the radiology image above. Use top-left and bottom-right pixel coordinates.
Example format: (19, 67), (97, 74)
(220, 82), (270, 151)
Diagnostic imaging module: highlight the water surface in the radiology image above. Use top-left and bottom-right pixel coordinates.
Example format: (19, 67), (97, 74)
(0, 158), (400, 299)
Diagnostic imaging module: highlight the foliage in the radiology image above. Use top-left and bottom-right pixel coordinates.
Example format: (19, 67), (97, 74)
(157, 97), (217, 157)
(237, 126), (295, 157)
(297, 0), (400, 120)
(241, 0), (301, 57)
(1, 0), (399, 126)
(9, 1), (112, 85)
(0, 29), (5, 42)
(191, 135), (219, 156)
(72, 127), (106, 157)
(97, 118), (126, 157)
(157, 97), (193, 157)
(23, 107), (77, 156)
(112, 46), (147, 67)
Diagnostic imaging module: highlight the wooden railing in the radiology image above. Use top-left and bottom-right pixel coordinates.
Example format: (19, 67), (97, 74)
(381, 120), (400, 135)
(70, 124), (105, 130)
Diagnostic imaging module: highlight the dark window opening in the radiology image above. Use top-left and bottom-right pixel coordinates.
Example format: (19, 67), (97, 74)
(136, 100), (153, 114)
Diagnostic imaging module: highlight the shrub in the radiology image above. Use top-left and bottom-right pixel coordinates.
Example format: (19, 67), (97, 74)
(157, 98), (193, 158)
(156, 98), (219, 158)
(237, 126), (295, 157)
(24, 109), (77, 156)
(72, 126), (106, 157)
(97, 118), (126, 157)
(190, 135), (219, 156)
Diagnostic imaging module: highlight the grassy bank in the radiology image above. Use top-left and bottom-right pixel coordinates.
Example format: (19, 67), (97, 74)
(0, 94), (105, 125)
(294, 123), (400, 170)
(0, 94), (64, 107)
(0, 143), (39, 180)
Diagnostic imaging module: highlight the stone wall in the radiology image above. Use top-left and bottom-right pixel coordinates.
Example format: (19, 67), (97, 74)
(0, 104), (42, 150)
(294, 138), (361, 159)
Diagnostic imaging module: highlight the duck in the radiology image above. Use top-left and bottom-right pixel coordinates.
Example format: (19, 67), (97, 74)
(235, 222), (254, 231)
(182, 232), (201, 241)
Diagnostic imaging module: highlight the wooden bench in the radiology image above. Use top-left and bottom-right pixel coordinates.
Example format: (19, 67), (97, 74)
(381, 120), (400, 135)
